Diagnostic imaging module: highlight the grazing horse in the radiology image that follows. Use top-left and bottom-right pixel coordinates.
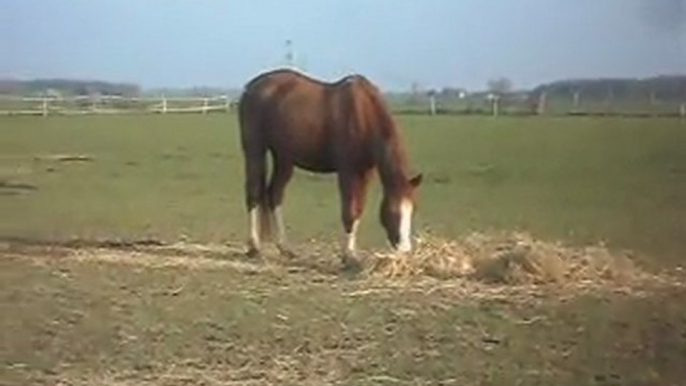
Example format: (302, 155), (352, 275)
(238, 68), (422, 263)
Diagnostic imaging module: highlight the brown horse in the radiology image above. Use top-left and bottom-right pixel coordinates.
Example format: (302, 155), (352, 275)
(238, 68), (422, 263)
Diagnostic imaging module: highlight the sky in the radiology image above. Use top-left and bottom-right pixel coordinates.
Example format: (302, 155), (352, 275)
(2, 0), (685, 91)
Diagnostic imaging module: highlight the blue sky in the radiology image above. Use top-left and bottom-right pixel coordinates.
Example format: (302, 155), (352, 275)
(3, 0), (685, 91)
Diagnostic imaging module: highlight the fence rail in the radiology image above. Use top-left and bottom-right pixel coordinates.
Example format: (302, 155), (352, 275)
(0, 95), (235, 116)
(386, 92), (686, 119)
(1, 93), (685, 119)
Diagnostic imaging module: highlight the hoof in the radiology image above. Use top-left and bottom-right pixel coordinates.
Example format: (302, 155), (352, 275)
(340, 253), (362, 273)
(246, 246), (261, 259)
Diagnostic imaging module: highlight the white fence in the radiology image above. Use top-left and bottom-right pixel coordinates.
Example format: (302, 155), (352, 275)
(0, 95), (236, 116)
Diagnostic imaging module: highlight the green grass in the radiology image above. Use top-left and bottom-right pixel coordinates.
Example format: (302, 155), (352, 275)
(2, 113), (686, 385)
(1, 114), (685, 267)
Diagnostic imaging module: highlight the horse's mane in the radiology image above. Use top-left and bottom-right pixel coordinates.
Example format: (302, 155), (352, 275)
(244, 67), (373, 90)
(348, 76), (413, 192)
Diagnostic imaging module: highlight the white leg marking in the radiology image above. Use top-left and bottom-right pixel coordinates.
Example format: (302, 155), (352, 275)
(249, 207), (260, 249)
(273, 206), (286, 245)
(397, 199), (413, 253)
(343, 220), (359, 257)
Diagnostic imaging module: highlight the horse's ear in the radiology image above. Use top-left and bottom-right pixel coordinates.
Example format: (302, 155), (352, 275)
(409, 173), (423, 188)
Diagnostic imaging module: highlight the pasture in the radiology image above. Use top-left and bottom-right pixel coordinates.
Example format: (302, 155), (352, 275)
(1, 114), (686, 385)
(2, 114), (685, 265)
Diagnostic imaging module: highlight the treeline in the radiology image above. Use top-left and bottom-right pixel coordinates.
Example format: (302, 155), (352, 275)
(142, 86), (242, 98)
(3, 75), (685, 102)
(0, 79), (245, 99)
(0, 79), (140, 97)
(532, 75), (686, 101)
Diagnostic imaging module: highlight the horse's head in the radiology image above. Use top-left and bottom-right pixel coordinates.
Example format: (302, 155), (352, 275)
(380, 173), (423, 253)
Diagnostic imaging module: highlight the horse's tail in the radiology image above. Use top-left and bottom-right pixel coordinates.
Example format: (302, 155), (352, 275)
(238, 90), (273, 243)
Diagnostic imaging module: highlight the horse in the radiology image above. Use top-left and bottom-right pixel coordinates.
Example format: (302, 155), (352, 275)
(237, 68), (422, 265)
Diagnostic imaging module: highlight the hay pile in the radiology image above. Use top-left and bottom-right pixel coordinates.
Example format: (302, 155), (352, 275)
(366, 232), (644, 286)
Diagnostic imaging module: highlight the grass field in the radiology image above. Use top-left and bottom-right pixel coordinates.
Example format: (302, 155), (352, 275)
(1, 114), (685, 266)
(1, 114), (686, 385)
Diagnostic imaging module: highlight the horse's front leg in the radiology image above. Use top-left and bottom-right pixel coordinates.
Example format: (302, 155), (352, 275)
(337, 170), (371, 269)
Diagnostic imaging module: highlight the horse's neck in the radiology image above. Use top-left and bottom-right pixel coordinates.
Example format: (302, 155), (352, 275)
(346, 80), (410, 193)
(375, 136), (410, 193)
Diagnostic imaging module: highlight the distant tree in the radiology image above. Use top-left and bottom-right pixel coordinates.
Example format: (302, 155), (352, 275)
(18, 79), (140, 97)
(487, 77), (513, 95)
(532, 76), (686, 102)
(0, 80), (22, 95)
(440, 87), (467, 98)
(409, 82), (423, 104)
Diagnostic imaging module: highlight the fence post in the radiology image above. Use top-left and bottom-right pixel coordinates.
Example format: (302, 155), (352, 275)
(162, 96), (167, 114)
(42, 97), (48, 117)
(680, 103), (685, 120)
(649, 91), (657, 116)
(429, 94), (436, 116)
(491, 94), (500, 117)
(537, 92), (547, 115)
(202, 98), (209, 114)
(573, 91), (581, 112)
(605, 88), (614, 115)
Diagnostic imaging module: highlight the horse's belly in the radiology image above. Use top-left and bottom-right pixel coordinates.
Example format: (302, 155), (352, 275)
(265, 111), (339, 173)
(270, 123), (337, 172)
(292, 151), (336, 173)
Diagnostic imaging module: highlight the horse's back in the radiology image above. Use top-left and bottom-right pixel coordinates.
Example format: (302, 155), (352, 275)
(238, 69), (391, 172)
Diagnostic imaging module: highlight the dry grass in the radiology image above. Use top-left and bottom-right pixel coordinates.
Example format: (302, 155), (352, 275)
(33, 153), (95, 162)
(3, 234), (685, 386)
(366, 232), (651, 286)
(2, 231), (672, 294)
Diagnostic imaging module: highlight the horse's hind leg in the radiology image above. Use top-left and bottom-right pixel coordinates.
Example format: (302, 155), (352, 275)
(266, 153), (294, 257)
(244, 147), (269, 257)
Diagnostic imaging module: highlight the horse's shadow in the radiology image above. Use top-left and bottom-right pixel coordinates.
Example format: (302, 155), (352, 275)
(1, 237), (367, 280)
(232, 243), (369, 280)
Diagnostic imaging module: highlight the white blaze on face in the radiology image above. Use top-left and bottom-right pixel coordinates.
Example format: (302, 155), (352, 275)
(397, 199), (413, 252)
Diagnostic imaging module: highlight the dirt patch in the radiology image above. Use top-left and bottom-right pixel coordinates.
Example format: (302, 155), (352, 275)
(0, 179), (38, 195)
(33, 154), (94, 162)
(0, 180), (38, 191)
(1, 238), (256, 270)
